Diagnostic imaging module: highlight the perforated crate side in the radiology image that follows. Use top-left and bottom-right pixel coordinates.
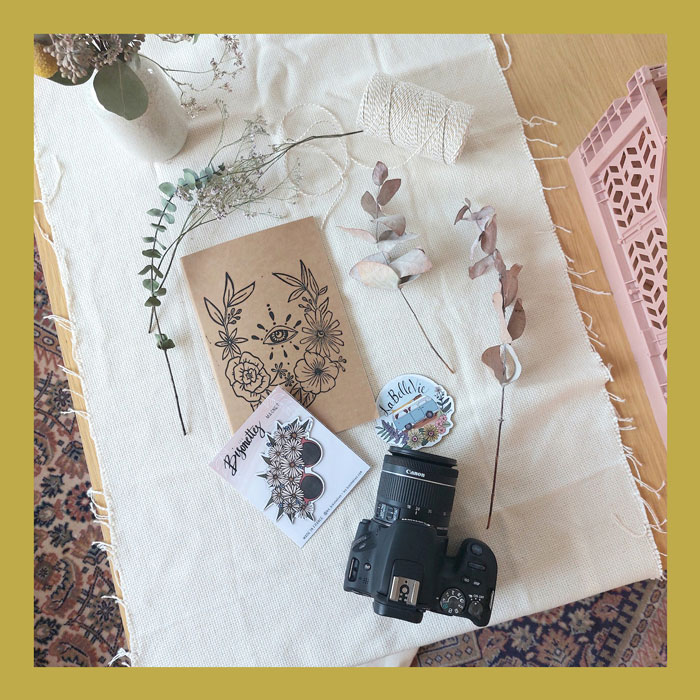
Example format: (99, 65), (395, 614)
(568, 65), (667, 445)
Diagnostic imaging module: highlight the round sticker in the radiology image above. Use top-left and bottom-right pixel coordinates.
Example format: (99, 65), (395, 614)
(375, 374), (455, 450)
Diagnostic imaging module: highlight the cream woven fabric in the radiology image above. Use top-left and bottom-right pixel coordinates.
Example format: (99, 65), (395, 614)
(34, 34), (661, 667)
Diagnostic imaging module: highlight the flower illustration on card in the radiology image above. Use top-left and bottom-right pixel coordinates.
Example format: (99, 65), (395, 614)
(204, 260), (347, 413)
(226, 351), (271, 404)
(300, 305), (344, 357)
(294, 353), (339, 394)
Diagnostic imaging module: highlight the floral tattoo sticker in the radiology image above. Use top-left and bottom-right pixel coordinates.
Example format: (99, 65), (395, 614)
(375, 374), (455, 450)
(258, 417), (325, 523)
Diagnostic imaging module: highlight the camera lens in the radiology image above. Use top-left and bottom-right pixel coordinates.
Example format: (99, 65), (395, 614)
(374, 447), (458, 532)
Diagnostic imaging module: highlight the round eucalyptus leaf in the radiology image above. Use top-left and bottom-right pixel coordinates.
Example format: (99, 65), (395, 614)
(93, 61), (148, 120)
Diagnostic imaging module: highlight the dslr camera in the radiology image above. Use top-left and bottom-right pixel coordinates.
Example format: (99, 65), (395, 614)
(344, 447), (497, 625)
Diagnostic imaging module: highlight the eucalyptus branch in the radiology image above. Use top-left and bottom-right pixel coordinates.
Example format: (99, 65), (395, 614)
(455, 199), (526, 529)
(342, 161), (455, 374)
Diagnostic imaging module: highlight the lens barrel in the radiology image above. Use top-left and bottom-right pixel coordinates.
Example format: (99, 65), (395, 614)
(374, 447), (458, 532)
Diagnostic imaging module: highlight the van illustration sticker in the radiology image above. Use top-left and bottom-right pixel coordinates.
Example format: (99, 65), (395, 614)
(375, 374), (455, 450)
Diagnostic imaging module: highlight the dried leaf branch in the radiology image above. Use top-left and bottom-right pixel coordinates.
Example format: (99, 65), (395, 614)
(455, 199), (526, 528)
(341, 162), (455, 374)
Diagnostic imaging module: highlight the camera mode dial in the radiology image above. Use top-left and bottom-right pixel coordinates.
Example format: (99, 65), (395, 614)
(439, 588), (466, 615)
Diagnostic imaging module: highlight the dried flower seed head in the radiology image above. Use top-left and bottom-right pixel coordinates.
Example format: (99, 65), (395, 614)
(34, 42), (58, 78)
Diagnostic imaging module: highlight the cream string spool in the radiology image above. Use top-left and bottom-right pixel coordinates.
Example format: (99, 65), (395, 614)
(357, 73), (475, 165)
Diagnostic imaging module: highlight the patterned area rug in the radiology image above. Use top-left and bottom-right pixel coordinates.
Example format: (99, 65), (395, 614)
(33, 241), (666, 667)
(414, 577), (666, 666)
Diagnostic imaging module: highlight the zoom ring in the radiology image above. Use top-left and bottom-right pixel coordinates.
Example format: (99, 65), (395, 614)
(378, 471), (455, 514)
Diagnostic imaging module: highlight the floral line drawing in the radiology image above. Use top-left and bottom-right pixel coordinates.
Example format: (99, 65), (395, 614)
(203, 260), (347, 412)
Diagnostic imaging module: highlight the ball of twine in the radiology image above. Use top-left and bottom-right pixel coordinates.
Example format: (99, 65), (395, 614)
(357, 73), (475, 165)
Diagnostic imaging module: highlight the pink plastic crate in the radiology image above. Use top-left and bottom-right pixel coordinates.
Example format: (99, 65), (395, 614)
(569, 65), (667, 445)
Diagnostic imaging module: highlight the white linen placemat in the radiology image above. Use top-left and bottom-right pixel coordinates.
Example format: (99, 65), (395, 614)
(34, 34), (661, 667)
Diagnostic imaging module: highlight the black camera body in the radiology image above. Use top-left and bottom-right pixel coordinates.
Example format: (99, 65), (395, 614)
(343, 447), (497, 625)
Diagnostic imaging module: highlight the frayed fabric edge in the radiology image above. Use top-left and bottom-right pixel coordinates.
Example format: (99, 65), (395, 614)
(34, 151), (139, 667)
(485, 34), (665, 580)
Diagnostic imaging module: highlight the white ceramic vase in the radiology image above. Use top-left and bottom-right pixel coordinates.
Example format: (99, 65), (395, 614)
(90, 55), (188, 162)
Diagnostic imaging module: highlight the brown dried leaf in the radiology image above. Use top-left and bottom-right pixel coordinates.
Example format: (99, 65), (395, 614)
(481, 345), (505, 383)
(338, 226), (376, 244)
(480, 214), (498, 254)
(377, 178), (401, 206)
(468, 254), (494, 279)
(469, 205), (495, 232)
(349, 258), (400, 289)
(454, 203), (470, 225)
(507, 298), (526, 340)
(372, 161), (388, 186)
(502, 264), (522, 307)
(375, 214), (406, 236)
(361, 191), (379, 216)
(390, 248), (432, 279)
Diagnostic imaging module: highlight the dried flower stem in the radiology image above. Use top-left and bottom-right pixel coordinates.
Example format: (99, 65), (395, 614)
(346, 161), (455, 374)
(487, 384), (506, 529)
(455, 199), (526, 530)
(400, 289), (455, 374)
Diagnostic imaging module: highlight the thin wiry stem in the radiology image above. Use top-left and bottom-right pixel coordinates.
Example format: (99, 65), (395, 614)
(486, 384), (506, 529)
(486, 271), (508, 529)
(400, 289), (455, 374)
(153, 309), (186, 436)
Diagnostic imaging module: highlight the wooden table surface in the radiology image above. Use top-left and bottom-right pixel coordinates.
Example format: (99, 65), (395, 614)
(33, 34), (667, 648)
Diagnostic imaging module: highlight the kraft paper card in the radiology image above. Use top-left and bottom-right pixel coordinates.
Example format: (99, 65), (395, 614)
(182, 217), (377, 434)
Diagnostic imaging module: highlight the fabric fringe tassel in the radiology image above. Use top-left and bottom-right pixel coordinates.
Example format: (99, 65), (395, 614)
(522, 115), (667, 567)
(44, 313), (75, 333)
(499, 34), (513, 71)
(520, 114), (558, 127)
(108, 647), (132, 667)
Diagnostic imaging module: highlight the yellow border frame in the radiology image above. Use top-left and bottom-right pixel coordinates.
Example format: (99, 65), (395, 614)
(9, 4), (690, 691)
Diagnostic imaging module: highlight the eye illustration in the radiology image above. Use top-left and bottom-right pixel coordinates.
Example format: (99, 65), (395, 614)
(252, 305), (302, 360)
(263, 325), (298, 346)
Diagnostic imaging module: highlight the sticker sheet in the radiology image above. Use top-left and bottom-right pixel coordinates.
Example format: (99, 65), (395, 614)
(210, 387), (370, 547)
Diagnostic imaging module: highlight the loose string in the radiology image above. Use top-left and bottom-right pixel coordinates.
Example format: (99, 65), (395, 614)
(527, 136), (559, 148)
(500, 34), (513, 71)
(108, 647), (131, 667)
(280, 104), (350, 229)
(520, 114), (558, 127)
(44, 313), (74, 332)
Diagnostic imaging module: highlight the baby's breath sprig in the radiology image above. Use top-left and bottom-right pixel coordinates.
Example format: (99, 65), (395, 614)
(139, 106), (361, 435)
